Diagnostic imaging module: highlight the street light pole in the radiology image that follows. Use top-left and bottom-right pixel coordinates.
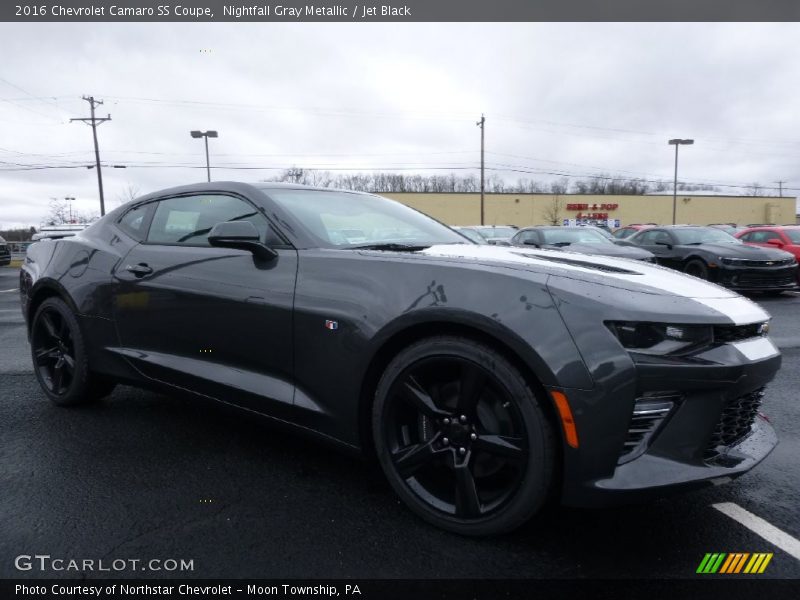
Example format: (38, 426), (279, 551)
(190, 130), (219, 182)
(65, 196), (75, 223)
(668, 138), (694, 225)
(477, 114), (485, 226)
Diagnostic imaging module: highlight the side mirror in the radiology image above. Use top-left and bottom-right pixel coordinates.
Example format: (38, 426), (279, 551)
(208, 221), (277, 260)
(522, 239), (540, 247)
(766, 238), (784, 247)
(655, 241), (673, 250)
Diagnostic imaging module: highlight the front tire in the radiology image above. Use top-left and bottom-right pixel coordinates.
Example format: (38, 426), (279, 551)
(684, 259), (709, 280)
(372, 336), (555, 536)
(30, 297), (116, 406)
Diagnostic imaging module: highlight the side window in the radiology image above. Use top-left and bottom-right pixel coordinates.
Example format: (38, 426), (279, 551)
(761, 231), (780, 242)
(146, 194), (270, 246)
(739, 232), (754, 242)
(117, 203), (153, 241)
(517, 231), (538, 244)
(638, 230), (661, 245)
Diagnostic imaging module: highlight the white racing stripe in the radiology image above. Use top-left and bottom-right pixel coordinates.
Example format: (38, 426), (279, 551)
(713, 502), (800, 561)
(421, 245), (770, 324)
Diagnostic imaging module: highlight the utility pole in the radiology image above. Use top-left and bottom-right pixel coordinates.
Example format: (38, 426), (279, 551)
(775, 180), (785, 197)
(71, 96), (111, 216)
(476, 114), (485, 225)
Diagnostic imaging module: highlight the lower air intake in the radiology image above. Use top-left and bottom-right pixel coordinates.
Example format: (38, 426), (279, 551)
(705, 388), (765, 461)
(618, 394), (678, 464)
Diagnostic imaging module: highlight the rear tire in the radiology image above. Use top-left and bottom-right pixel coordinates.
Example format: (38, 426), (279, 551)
(30, 297), (116, 406)
(372, 335), (556, 536)
(684, 259), (709, 280)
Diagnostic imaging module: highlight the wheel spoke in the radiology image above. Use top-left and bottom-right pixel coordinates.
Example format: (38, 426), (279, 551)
(392, 435), (443, 478)
(456, 363), (486, 416)
(401, 376), (447, 418)
(61, 353), (75, 371)
(40, 312), (59, 340)
(454, 459), (481, 517)
(51, 365), (64, 393)
(57, 314), (68, 338)
(34, 347), (59, 366)
(473, 434), (525, 460)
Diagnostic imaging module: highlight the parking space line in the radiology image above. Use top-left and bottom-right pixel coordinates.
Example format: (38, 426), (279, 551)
(713, 502), (800, 561)
(0, 289), (18, 293)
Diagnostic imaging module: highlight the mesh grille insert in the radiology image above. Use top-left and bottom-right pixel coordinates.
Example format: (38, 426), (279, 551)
(705, 387), (765, 461)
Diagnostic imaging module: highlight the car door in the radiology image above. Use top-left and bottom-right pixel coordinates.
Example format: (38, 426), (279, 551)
(111, 192), (298, 417)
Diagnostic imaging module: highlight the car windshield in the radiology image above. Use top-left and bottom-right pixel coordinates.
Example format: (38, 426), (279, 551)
(455, 228), (486, 244)
(672, 227), (741, 245)
(784, 229), (800, 243)
(264, 189), (467, 248)
(540, 228), (612, 245)
(474, 226), (517, 239)
(592, 228), (615, 240)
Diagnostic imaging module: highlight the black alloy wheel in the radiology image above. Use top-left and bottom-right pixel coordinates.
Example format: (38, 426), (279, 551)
(30, 297), (115, 406)
(684, 259), (709, 280)
(373, 336), (555, 536)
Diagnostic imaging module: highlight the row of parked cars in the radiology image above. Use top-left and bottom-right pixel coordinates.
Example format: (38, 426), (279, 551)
(453, 223), (800, 294)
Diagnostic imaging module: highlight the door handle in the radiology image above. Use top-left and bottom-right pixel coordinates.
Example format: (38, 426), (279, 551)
(125, 263), (153, 277)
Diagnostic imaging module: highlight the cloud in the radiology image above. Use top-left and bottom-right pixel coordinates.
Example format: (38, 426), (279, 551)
(2, 22), (799, 228)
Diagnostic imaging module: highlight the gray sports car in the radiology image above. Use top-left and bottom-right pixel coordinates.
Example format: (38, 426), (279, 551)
(20, 182), (780, 535)
(511, 226), (656, 261)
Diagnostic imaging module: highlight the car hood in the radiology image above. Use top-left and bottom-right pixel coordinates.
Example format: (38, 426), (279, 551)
(680, 242), (792, 260)
(542, 242), (653, 260)
(418, 244), (769, 324)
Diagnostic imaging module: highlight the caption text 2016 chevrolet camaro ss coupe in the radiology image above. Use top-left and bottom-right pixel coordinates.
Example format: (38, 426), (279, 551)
(20, 182), (780, 535)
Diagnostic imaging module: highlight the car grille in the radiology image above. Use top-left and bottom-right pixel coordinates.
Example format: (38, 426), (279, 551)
(735, 273), (796, 288)
(618, 394), (679, 464)
(723, 258), (795, 267)
(705, 388), (765, 460)
(713, 323), (765, 343)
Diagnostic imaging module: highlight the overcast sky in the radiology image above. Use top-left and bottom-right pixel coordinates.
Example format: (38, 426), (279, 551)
(2, 22), (800, 228)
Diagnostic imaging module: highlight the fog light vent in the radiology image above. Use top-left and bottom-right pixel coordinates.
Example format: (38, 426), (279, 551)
(618, 394), (678, 464)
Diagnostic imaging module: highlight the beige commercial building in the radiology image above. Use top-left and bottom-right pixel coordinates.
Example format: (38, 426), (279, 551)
(382, 192), (797, 228)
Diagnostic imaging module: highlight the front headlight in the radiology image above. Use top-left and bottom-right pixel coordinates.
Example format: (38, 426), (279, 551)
(606, 321), (713, 355)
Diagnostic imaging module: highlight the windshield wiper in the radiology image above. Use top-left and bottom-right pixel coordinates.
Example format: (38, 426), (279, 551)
(348, 243), (432, 251)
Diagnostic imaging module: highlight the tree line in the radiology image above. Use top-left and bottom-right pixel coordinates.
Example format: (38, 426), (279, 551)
(265, 168), (721, 195)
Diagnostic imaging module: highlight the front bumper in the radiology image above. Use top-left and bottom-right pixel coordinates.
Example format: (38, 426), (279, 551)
(557, 340), (781, 508)
(711, 264), (798, 291)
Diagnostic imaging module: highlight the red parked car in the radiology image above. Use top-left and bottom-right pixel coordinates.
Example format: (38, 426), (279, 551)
(736, 226), (800, 282)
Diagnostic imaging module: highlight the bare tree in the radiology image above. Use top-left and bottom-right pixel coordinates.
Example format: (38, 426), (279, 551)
(542, 194), (564, 226)
(747, 182), (764, 196)
(43, 198), (70, 226)
(550, 178), (569, 194)
(113, 183), (141, 208)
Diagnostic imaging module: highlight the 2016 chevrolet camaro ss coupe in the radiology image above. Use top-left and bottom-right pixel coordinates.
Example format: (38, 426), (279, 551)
(20, 183), (781, 535)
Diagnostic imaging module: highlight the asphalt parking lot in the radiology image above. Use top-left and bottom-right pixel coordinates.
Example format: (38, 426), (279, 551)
(0, 266), (798, 580)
